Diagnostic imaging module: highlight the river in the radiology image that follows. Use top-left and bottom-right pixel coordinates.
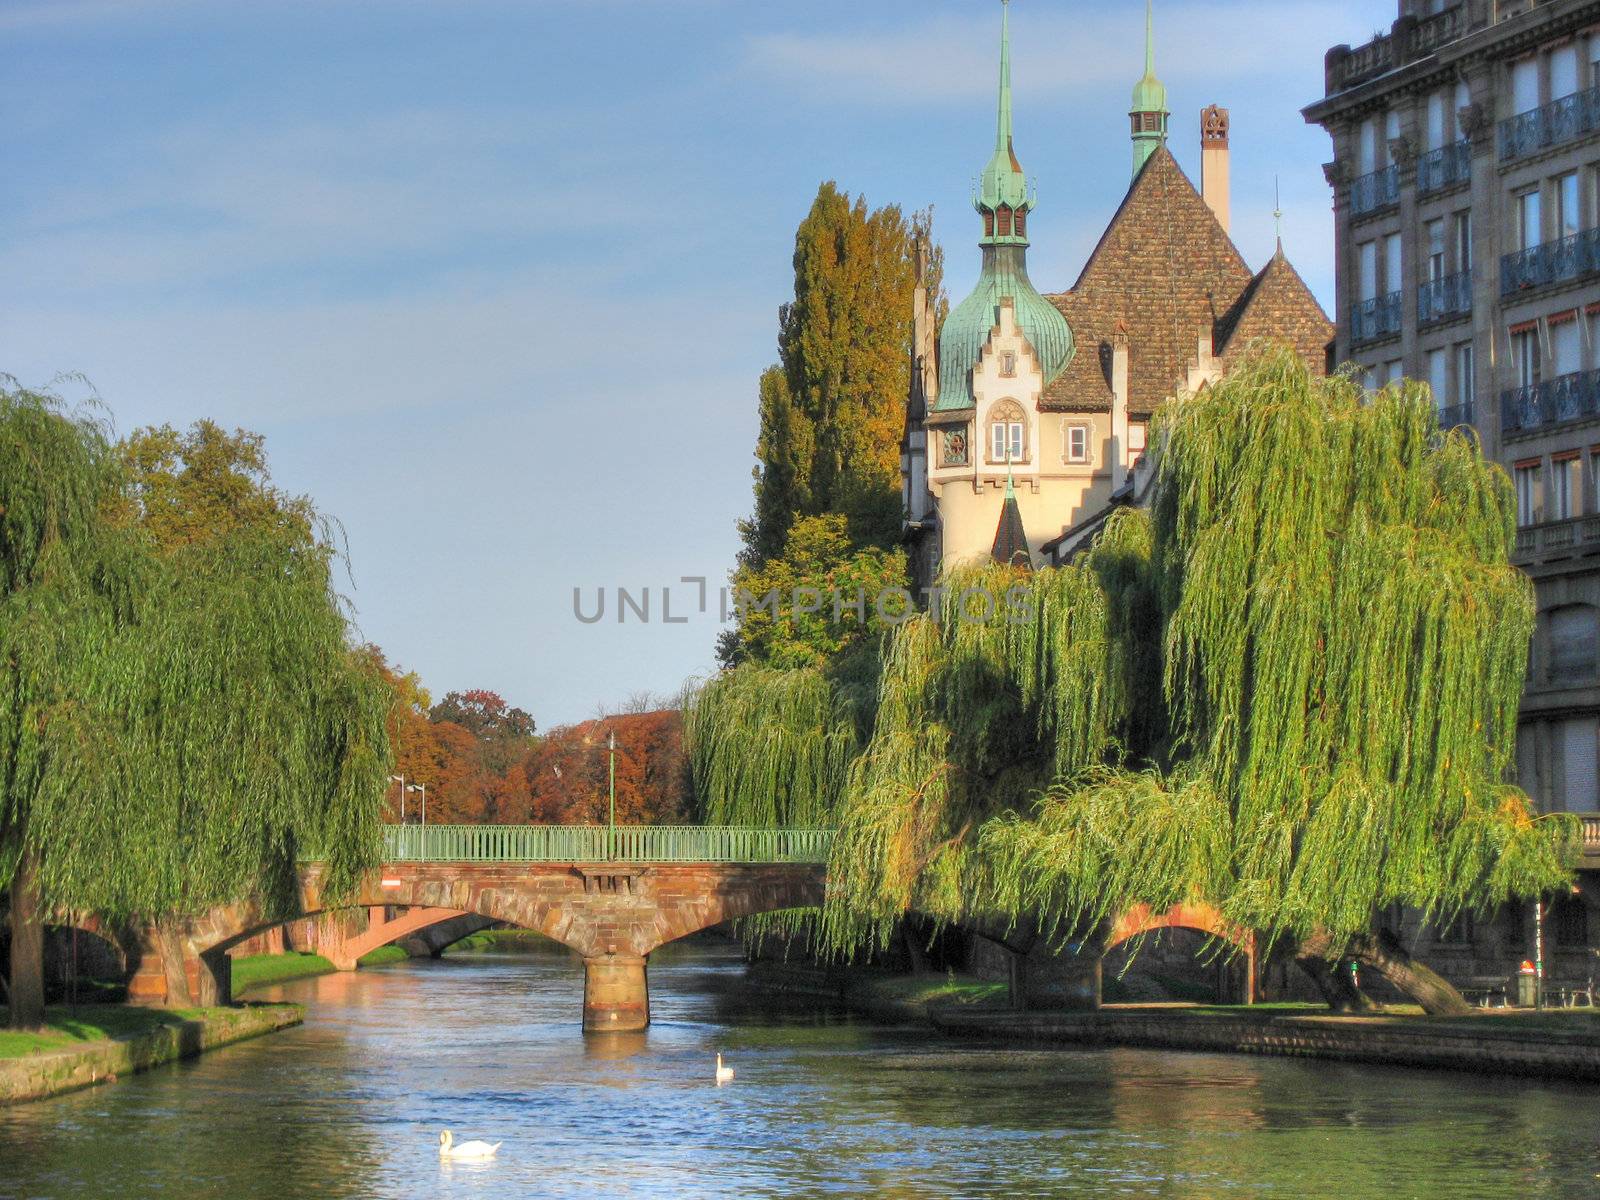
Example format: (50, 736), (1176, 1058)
(2, 938), (1598, 1198)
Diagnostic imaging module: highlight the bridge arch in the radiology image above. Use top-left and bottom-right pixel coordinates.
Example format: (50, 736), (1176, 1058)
(1104, 902), (1256, 1005)
(140, 861), (827, 1028)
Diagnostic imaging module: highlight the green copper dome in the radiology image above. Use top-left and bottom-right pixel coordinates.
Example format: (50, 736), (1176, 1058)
(937, 2), (1073, 412)
(935, 246), (1074, 412)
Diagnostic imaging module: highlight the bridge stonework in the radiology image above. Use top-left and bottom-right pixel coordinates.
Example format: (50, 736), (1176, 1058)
(127, 861), (824, 1032)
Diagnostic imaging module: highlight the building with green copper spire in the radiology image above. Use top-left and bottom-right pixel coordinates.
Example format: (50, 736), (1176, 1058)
(1130, 0), (1169, 176)
(902, 0), (1331, 584)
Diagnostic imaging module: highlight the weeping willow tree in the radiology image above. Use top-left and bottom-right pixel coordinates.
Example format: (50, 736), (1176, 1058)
(690, 345), (1573, 1013)
(1, 382), (391, 1027)
(975, 347), (1574, 1012)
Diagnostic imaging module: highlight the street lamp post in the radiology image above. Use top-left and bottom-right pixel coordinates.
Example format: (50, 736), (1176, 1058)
(608, 729), (617, 861)
(389, 774), (405, 823)
(408, 783), (426, 828)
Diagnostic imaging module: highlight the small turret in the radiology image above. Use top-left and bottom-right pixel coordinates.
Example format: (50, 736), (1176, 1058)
(1130, 0), (1169, 176)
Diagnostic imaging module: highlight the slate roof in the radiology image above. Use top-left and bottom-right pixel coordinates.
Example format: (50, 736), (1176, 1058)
(1039, 145), (1331, 416)
(990, 491), (1032, 569)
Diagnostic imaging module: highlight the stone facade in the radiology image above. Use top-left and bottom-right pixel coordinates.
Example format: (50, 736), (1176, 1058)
(1305, 0), (1600, 986)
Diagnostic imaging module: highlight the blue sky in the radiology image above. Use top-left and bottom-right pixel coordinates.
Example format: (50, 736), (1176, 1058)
(2, 0), (1394, 728)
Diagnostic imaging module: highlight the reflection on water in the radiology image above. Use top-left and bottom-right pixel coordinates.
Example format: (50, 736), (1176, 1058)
(2, 937), (1598, 1198)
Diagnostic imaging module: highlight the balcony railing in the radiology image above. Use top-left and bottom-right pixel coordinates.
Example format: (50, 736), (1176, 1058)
(1350, 163), (1400, 218)
(1513, 514), (1600, 562)
(1351, 291), (1403, 344)
(1417, 140), (1471, 194)
(1583, 814), (1600, 860)
(1500, 84), (1600, 161)
(1435, 401), (1474, 431)
(1501, 368), (1600, 434)
(1326, 6), (1465, 95)
(1418, 270), (1472, 324)
(1501, 227), (1600, 296)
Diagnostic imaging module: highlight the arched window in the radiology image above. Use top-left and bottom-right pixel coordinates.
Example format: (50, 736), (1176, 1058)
(987, 399), (1027, 465)
(1549, 604), (1599, 683)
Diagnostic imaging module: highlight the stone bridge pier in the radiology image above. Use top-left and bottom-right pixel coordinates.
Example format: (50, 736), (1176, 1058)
(128, 861), (825, 1033)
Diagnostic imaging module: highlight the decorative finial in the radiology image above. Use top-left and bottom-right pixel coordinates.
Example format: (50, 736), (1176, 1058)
(1144, 0), (1155, 79)
(1273, 175), (1283, 251)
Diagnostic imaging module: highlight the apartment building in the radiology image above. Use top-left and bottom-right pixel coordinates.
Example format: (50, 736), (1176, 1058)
(1306, 0), (1600, 982)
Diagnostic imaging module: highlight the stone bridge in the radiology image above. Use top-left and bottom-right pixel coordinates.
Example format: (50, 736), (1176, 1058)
(128, 853), (825, 1031)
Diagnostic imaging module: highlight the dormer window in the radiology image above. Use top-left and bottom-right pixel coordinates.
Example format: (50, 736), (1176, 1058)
(1000, 352), (1017, 377)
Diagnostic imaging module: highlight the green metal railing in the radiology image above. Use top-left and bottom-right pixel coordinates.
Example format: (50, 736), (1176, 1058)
(381, 824), (835, 864)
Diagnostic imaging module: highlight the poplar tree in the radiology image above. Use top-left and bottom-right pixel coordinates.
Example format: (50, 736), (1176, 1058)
(738, 183), (945, 570)
(1, 382), (390, 1027)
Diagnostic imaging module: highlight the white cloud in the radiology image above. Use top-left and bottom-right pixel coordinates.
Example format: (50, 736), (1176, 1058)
(745, 1), (1390, 105)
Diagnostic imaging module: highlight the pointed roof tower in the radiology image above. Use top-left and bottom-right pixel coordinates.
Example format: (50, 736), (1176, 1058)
(1130, 0), (1169, 177)
(935, 0), (1074, 412)
(990, 468), (1032, 569)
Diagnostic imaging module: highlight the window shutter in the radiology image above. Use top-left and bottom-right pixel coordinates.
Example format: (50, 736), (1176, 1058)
(1560, 718), (1599, 812)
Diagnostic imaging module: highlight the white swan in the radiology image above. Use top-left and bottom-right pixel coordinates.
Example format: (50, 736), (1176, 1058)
(715, 1052), (735, 1085)
(439, 1130), (501, 1160)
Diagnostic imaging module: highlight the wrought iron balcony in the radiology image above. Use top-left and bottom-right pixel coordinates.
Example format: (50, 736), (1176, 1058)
(1349, 163), (1400, 218)
(1350, 291), (1402, 344)
(1500, 368), (1600, 435)
(1501, 227), (1600, 296)
(1417, 140), (1471, 195)
(1513, 515), (1600, 564)
(1435, 401), (1474, 431)
(1418, 270), (1472, 324)
(1500, 84), (1600, 162)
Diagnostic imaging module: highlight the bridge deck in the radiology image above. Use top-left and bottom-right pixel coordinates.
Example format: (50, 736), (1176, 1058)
(381, 824), (834, 864)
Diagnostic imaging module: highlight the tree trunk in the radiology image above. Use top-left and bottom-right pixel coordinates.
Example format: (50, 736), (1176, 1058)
(1349, 927), (1472, 1017)
(8, 850), (45, 1029)
(1294, 951), (1375, 1013)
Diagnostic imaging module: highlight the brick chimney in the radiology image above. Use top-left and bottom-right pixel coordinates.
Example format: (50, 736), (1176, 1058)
(1201, 105), (1231, 235)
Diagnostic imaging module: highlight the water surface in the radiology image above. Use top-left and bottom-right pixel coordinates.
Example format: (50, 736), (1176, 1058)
(2, 940), (1597, 1198)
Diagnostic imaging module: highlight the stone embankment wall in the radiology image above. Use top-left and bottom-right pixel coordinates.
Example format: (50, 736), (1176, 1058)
(932, 1007), (1600, 1082)
(0, 1005), (302, 1105)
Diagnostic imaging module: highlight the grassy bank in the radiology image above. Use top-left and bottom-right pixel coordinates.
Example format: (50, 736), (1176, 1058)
(230, 946), (409, 995)
(0, 1003), (302, 1104)
(443, 928), (555, 955)
(0, 1005), (211, 1060)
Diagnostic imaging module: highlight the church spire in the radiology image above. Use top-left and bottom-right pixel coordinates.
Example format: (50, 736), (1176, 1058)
(976, 0), (1031, 246)
(1130, 0), (1169, 177)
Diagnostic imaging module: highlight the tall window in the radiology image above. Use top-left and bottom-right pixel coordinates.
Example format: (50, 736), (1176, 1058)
(990, 421), (1023, 464)
(1427, 348), (1448, 406)
(1453, 210), (1473, 272)
(1064, 423), (1090, 464)
(1552, 43), (1580, 101)
(1358, 241), (1378, 302)
(1512, 57), (1539, 115)
(1553, 314), (1583, 377)
(1558, 717), (1600, 812)
(1515, 460), (1544, 526)
(1384, 233), (1403, 292)
(1513, 326), (1542, 387)
(1557, 171), (1581, 239)
(1454, 342), (1474, 407)
(1518, 188), (1544, 250)
(1357, 116), (1379, 174)
(1426, 220), (1446, 282)
(1427, 91), (1448, 151)
(1550, 604), (1599, 682)
(1551, 453), (1580, 521)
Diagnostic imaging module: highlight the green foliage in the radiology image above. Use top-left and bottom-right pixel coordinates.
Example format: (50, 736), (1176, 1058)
(114, 419), (316, 551)
(737, 185), (945, 579)
(723, 514), (910, 669)
(0, 380), (390, 921)
(695, 345), (1574, 964)
(684, 663), (860, 828)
